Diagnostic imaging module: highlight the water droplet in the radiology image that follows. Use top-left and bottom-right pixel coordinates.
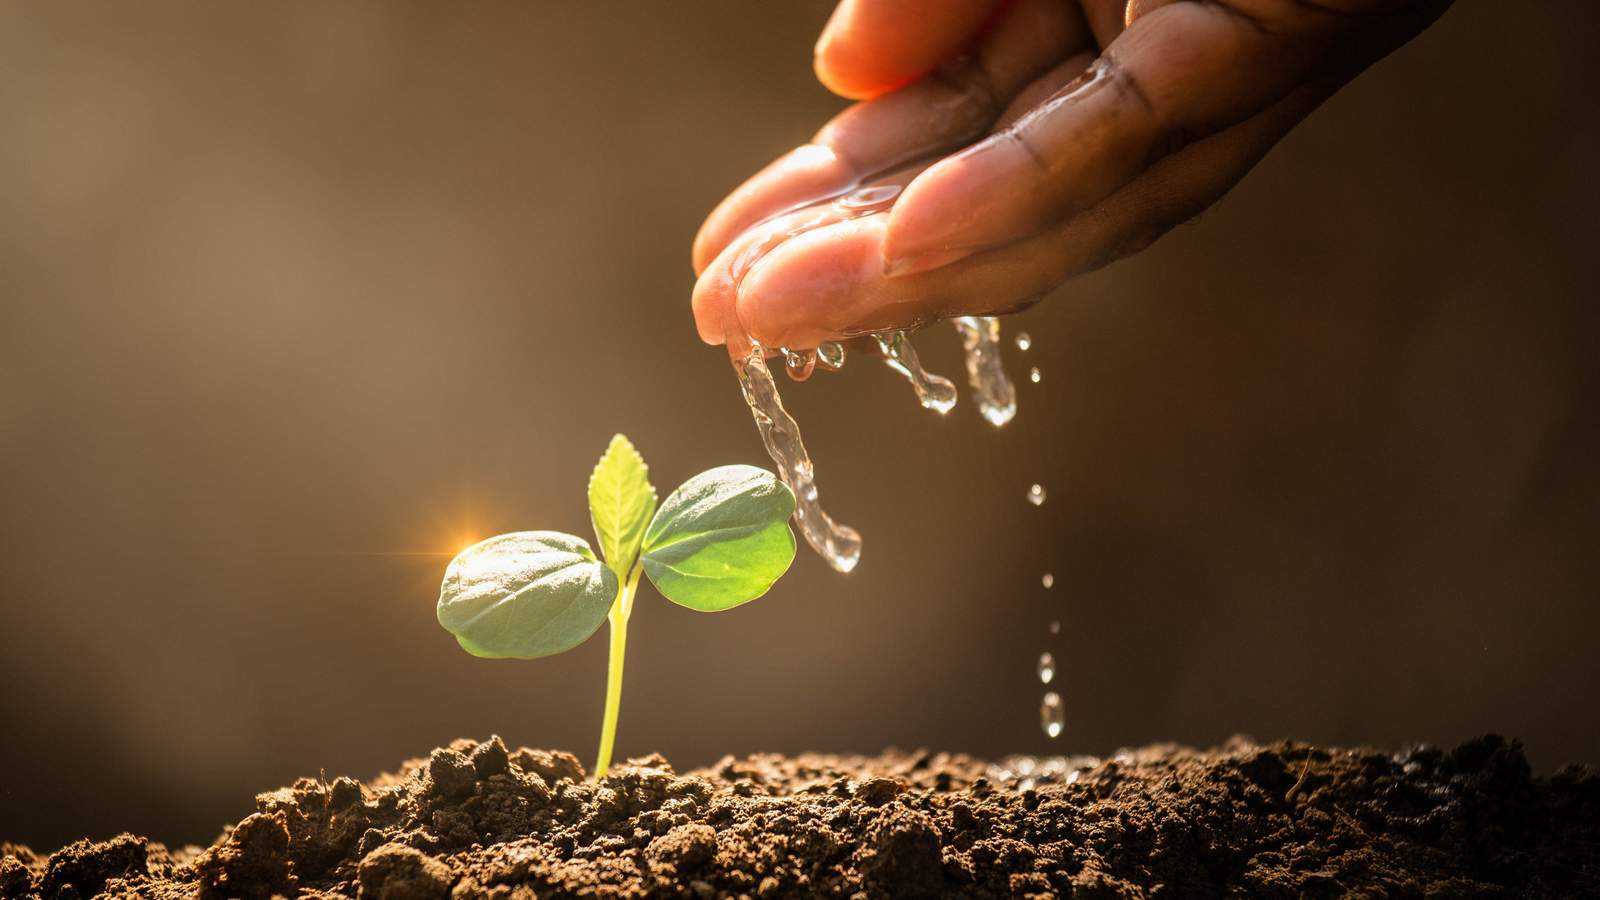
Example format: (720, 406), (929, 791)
(1014, 331), (1032, 352)
(733, 345), (861, 572)
(781, 347), (817, 382)
(816, 341), (847, 371)
(875, 330), (957, 415)
(1041, 692), (1064, 739)
(1041, 572), (1054, 589)
(1029, 367), (1041, 384)
(835, 184), (902, 214)
(1037, 652), (1056, 685)
(1026, 484), (1047, 506)
(952, 316), (1016, 427)
(1049, 620), (1061, 635)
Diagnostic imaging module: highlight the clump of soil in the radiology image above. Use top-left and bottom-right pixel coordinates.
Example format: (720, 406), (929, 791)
(4, 735), (1595, 898)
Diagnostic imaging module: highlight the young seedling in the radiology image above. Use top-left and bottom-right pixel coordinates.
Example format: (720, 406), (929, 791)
(436, 434), (797, 779)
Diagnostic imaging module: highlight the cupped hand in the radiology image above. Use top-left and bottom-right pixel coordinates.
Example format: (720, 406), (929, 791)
(691, 0), (1450, 351)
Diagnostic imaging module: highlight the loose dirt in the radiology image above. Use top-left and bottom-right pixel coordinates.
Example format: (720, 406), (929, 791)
(4, 734), (1595, 898)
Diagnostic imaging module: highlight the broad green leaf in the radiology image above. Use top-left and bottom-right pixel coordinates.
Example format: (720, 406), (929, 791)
(437, 531), (617, 659)
(641, 465), (796, 611)
(587, 434), (656, 579)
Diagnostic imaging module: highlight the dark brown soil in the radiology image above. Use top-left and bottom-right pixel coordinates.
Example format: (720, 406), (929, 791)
(3, 735), (1595, 898)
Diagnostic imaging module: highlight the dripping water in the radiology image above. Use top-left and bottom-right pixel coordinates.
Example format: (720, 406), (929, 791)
(1041, 692), (1064, 739)
(874, 330), (957, 414)
(952, 316), (1017, 426)
(732, 344), (862, 573)
(816, 341), (847, 371)
(719, 176), (1041, 573)
(781, 347), (817, 381)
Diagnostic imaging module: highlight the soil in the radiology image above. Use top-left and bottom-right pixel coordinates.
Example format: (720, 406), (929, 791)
(3, 734), (1595, 899)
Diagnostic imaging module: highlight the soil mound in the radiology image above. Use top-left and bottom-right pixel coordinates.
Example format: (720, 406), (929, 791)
(4, 735), (1595, 898)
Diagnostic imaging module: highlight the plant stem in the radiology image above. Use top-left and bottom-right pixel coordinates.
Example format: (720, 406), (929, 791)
(592, 563), (641, 781)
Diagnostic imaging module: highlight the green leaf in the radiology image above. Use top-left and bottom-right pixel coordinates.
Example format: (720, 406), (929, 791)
(641, 465), (796, 611)
(587, 434), (657, 580)
(437, 531), (617, 659)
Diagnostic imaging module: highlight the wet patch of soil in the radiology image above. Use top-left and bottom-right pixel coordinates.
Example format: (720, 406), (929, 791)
(4, 735), (1595, 898)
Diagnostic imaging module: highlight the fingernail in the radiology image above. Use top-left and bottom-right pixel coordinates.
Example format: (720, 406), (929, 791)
(882, 246), (979, 279)
(879, 137), (1014, 279)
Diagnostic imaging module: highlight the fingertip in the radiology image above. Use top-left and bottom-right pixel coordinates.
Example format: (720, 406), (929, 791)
(691, 229), (715, 278)
(691, 268), (733, 346)
(691, 219), (725, 277)
(693, 145), (855, 275)
(736, 216), (888, 348)
(813, 0), (887, 100)
(813, 0), (1003, 101)
(814, 41), (907, 100)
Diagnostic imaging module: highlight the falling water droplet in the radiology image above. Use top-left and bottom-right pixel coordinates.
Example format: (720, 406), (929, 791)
(1029, 367), (1041, 384)
(781, 347), (817, 382)
(952, 316), (1016, 427)
(1037, 652), (1056, 685)
(1041, 573), (1054, 589)
(733, 344), (862, 572)
(1027, 484), (1047, 506)
(1014, 331), (1032, 352)
(1049, 620), (1061, 635)
(1041, 692), (1064, 739)
(875, 330), (957, 414)
(816, 341), (847, 371)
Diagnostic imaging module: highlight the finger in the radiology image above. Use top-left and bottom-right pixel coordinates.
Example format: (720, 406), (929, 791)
(723, 0), (1452, 345)
(1078, 0), (1132, 48)
(690, 83), (986, 277)
(694, 194), (886, 346)
(737, 0), (1451, 342)
(693, 46), (1095, 347)
(814, 0), (1000, 100)
(881, 0), (1365, 277)
(1123, 0), (1182, 25)
(994, 51), (1098, 129)
(692, 0), (1089, 275)
(734, 84), (1334, 348)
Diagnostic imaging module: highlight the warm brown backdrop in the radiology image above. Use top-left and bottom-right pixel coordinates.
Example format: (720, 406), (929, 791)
(2, 2), (1596, 849)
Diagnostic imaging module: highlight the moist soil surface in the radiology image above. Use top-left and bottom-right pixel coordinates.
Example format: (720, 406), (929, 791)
(4, 735), (1596, 899)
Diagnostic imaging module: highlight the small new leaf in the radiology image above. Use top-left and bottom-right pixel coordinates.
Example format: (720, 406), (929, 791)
(438, 531), (617, 659)
(641, 465), (796, 611)
(588, 434), (657, 580)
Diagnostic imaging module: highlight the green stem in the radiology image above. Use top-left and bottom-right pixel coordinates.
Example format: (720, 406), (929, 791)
(593, 563), (641, 781)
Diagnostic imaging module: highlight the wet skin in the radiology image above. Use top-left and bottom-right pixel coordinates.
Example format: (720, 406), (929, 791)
(690, 0), (1451, 353)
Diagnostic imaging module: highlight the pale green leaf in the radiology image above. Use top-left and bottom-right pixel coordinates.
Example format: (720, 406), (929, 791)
(437, 531), (617, 659)
(587, 434), (657, 579)
(641, 465), (796, 611)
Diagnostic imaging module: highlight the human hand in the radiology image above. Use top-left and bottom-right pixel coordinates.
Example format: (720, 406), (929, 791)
(691, 0), (1450, 352)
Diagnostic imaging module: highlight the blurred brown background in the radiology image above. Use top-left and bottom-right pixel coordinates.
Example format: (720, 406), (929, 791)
(2, 2), (1596, 849)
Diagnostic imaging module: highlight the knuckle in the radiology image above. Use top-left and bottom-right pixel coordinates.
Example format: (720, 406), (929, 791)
(1098, 54), (1162, 125)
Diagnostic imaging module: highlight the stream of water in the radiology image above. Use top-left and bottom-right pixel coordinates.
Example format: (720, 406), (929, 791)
(717, 159), (1066, 745)
(719, 170), (1030, 572)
